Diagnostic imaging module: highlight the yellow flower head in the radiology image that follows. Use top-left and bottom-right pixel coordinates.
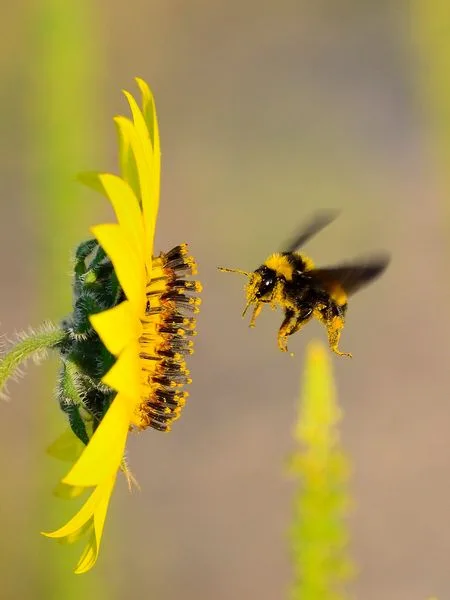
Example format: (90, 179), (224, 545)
(42, 78), (201, 573)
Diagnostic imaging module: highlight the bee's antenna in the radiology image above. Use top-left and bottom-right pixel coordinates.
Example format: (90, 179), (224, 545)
(242, 299), (252, 317)
(218, 266), (258, 318)
(218, 267), (253, 277)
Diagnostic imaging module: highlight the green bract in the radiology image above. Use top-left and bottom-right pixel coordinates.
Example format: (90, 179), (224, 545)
(58, 238), (120, 445)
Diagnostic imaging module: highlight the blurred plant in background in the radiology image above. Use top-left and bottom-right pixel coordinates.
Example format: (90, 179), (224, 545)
(27, 0), (105, 596)
(413, 0), (450, 203)
(288, 341), (354, 600)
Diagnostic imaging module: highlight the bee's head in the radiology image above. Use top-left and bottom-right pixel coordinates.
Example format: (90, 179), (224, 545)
(218, 264), (279, 316)
(250, 265), (277, 301)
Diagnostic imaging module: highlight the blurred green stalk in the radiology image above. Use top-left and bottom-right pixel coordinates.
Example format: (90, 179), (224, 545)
(412, 1), (450, 212)
(28, 1), (108, 596)
(412, 5), (449, 596)
(288, 341), (354, 600)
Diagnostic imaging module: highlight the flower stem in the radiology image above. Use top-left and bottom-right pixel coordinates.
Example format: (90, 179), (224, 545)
(0, 326), (66, 394)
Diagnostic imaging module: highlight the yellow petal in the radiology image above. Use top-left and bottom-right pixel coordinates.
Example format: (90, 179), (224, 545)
(58, 522), (92, 546)
(136, 77), (161, 239)
(113, 116), (156, 273)
(135, 78), (161, 163)
(114, 116), (140, 202)
(62, 394), (132, 487)
(128, 83), (161, 274)
(75, 474), (116, 574)
(53, 481), (86, 499)
(123, 90), (153, 162)
(97, 173), (145, 263)
(74, 529), (97, 574)
(90, 301), (142, 357)
(93, 473), (116, 540)
(101, 341), (141, 401)
(114, 116), (150, 203)
(91, 223), (145, 314)
(77, 171), (108, 196)
(47, 427), (85, 463)
(43, 475), (117, 573)
(42, 486), (99, 539)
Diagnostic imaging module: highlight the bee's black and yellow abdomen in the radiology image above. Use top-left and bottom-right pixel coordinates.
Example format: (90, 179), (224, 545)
(286, 252), (315, 274)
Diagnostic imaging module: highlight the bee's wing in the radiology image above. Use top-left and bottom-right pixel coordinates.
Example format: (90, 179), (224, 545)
(282, 211), (340, 253)
(308, 255), (390, 298)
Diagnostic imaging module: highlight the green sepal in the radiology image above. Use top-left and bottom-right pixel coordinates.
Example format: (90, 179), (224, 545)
(57, 361), (91, 446)
(65, 403), (90, 446)
(55, 234), (125, 442)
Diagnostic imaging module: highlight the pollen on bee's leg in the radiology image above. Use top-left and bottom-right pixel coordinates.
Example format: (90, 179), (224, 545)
(134, 244), (200, 432)
(270, 281), (285, 310)
(277, 333), (289, 352)
(248, 303), (262, 328)
(330, 343), (352, 358)
(326, 315), (352, 358)
(277, 308), (302, 353)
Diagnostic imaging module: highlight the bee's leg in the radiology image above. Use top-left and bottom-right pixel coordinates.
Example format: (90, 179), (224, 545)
(270, 280), (285, 311)
(319, 303), (352, 358)
(249, 302), (263, 328)
(277, 307), (312, 352)
(278, 309), (297, 352)
(290, 307), (313, 335)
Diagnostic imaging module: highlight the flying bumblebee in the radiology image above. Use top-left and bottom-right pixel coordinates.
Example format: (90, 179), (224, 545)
(218, 212), (389, 357)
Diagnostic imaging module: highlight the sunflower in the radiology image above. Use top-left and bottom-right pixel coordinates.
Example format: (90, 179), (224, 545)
(42, 78), (201, 573)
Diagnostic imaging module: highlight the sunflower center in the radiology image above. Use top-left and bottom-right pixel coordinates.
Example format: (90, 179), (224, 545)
(135, 244), (201, 432)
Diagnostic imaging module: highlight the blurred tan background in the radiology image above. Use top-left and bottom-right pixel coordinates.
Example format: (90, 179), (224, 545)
(1, 1), (450, 599)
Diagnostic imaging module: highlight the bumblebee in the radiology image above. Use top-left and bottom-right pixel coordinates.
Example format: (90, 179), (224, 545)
(218, 212), (389, 357)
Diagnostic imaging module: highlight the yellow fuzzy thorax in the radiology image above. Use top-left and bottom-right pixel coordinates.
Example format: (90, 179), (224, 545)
(264, 252), (315, 280)
(264, 253), (294, 280)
